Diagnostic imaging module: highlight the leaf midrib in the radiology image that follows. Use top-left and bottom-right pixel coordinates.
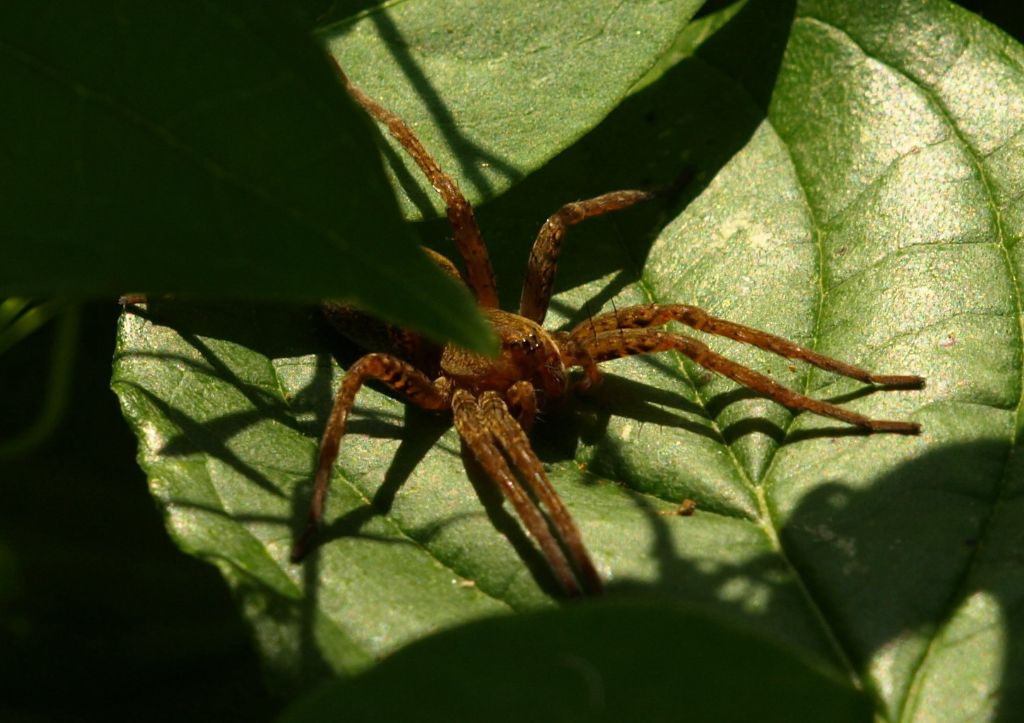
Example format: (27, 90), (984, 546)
(634, 37), (866, 687)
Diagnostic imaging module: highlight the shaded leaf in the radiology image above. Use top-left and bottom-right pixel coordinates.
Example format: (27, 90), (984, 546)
(112, 1), (1024, 720)
(0, 0), (489, 350)
(279, 602), (872, 723)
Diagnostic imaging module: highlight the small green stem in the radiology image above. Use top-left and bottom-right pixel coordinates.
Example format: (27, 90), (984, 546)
(0, 300), (62, 356)
(0, 304), (81, 459)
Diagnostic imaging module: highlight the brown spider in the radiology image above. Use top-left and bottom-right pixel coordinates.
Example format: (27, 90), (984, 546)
(292, 63), (924, 596)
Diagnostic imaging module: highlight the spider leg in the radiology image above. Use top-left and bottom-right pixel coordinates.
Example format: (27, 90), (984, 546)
(505, 380), (537, 432)
(333, 62), (499, 308)
(576, 329), (921, 433)
(554, 331), (603, 391)
(570, 304), (924, 388)
(519, 190), (655, 324)
(320, 247), (464, 374)
(479, 391), (602, 594)
(452, 390), (584, 596)
(291, 353), (452, 563)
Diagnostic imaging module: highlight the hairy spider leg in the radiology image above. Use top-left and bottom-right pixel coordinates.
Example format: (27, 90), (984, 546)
(478, 391), (602, 594)
(452, 390), (583, 596)
(573, 329), (920, 433)
(505, 380), (538, 432)
(334, 62), (499, 308)
(570, 304), (924, 388)
(519, 190), (655, 324)
(552, 331), (602, 391)
(292, 353), (452, 563)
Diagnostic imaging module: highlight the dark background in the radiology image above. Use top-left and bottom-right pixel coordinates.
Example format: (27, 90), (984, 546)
(0, 303), (275, 722)
(1, 2), (1021, 721)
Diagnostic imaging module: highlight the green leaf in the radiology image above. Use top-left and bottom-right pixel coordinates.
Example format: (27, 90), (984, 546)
(0, 1), (490, 351)
(112, 0), (1024, 719)
(319, 0), (705, 217)
(278, 602), (872, 723)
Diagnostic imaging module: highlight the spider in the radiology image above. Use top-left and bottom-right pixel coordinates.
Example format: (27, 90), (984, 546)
(291, 62), (925, 597)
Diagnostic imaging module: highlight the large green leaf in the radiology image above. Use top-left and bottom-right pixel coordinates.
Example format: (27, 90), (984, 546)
(112, 0), (1024, 719)
(279, 602), (871, 722)
(0, 1), (488, 350)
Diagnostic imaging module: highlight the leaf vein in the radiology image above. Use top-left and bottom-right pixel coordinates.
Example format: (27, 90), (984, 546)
(796, 14), (1024, 719)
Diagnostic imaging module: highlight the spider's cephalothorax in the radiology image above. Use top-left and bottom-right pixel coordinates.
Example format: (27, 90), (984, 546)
(292, 62), (924, 596)
(442, 309), (568, 401)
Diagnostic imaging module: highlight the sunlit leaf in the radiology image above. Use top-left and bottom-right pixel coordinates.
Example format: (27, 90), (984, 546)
(320, 0), (705, 216)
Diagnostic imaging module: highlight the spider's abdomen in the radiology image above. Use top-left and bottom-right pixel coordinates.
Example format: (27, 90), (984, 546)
(440, 308), (567, 400)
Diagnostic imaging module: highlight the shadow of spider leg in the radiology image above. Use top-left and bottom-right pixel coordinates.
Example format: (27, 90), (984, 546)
(291, 353), (452, 563)
(569, 325), (923, 433)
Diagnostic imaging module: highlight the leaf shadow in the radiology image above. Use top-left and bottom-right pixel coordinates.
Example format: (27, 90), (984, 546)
(309, 407), (451, 549)
(546, 270), (638, 332)
(121, 382), (286, 500)
(322, 7), (522, 217)
(602, 437), (1023, 720)
(126, 300), (324, 359)
(529, 373), (719, 465)
(456, 444), (568, 599)
(461, 0), (798, 307)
